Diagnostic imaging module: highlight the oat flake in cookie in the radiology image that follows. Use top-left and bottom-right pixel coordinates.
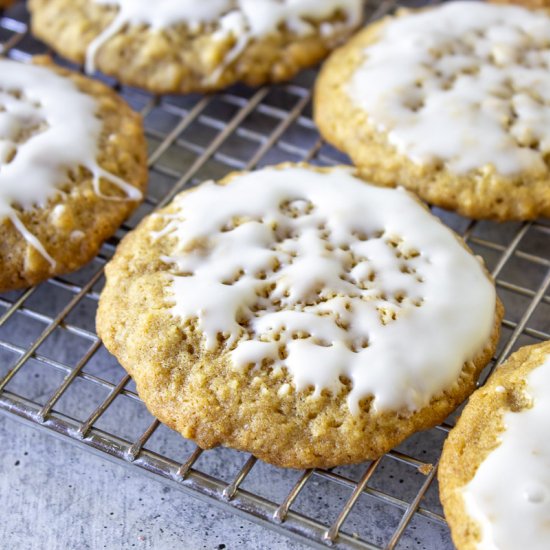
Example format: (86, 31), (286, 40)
(439, 340), (550, 550)
(29, 0), (362, 94)
(315, 1), (550, 220)
(0, 57), (147, 292)
(97, 164), (502, 468)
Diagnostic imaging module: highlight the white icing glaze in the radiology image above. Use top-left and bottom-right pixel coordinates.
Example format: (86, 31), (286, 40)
(156, 166), (496, 414)
(0, 59), (141, 266)
(347, 1), (550, 175)
(87, 0), (362, 80)
(463, 352), (550, 550)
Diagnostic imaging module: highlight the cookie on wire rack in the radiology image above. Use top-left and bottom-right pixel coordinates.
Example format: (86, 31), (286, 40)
(0, 57), (147, 292)
(97, 163), (503, 469)
(314, 1), (550, 221)
(28, 0), (363, 94)
(439, 340), (550, 550)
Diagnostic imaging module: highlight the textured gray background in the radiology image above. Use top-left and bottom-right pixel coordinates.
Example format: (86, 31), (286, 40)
(0, 415), (307, 550)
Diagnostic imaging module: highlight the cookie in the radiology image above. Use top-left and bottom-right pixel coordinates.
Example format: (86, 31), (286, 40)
(314, 2), (550, 221)
(0, 57), (147, 292)
(28, 0), (363, 94)
(490, 0), (550, 7)
(97, 163), (502, 469)
(439, 340), (550, 550)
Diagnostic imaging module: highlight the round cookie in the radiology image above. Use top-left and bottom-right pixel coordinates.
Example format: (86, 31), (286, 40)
(439, 340), (550, 550)
(314, 2), (550, 221)
(97, 164), (502, 469)
(28, 0), (363, 94)
(0, 57), (147, 292)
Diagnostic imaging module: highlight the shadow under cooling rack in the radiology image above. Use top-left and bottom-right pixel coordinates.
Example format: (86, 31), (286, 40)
(1, 1), (550, 549)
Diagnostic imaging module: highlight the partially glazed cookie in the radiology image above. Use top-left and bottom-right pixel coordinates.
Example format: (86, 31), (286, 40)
(29, 0), (362, 94)
(439, 340), (550, 550)
(0, 57), (147, 292)
(97, 164), (502, 468)
(314, 2), (550, 220)
(490, 0), (550, 7)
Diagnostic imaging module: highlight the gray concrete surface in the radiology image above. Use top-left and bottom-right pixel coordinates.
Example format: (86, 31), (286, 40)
(0, 414), (307, 550)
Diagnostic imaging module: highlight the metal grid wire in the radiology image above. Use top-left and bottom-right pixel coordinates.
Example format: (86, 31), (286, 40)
(1, 1), (549, 548)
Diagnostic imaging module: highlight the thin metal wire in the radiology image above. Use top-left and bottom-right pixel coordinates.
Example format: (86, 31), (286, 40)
(37, 340), (102, 420)
(324, 459), (382, 542)
(313, 468), (446, 525)
(176, 447), (204, 480)
(147, 97), (210, 167)
(76, 374), (132, 438)
(157, 88), (270, 209)
(0, 1), (549, 549)
(0, 338), (141, 400)
(490, 224), (530, 278)
(126, 419), (160, 462)
(0, 267), (104, 391)
(470, 235), (550, 267)
(0, 286), (36, 326)
(223, 456), (258, 500)
(273, 469), (314, 523)
(385, 466), (439, 550)
(494, 270), (550, 367)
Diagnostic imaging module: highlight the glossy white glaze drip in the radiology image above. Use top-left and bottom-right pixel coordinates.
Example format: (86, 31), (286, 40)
(0, 59), (141, 266)
(463, 353), (550, 550)
(347, 2), (550, 175)
(87, 0), (362, 80)
(155, 166), (496, 414)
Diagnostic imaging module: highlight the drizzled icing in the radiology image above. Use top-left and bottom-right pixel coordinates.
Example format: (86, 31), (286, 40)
(463, 352), (550, 550)
(87, 0), (362, 79)
(0, 59), (141, 266)
(155, 166), (496, 414)
(347, 2), (550, 175)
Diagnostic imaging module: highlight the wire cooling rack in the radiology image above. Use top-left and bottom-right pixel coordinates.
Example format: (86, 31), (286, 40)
(1, 1), (549, 548)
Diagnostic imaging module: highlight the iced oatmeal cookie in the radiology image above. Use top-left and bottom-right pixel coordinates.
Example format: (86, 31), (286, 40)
(439, 340), (550, 550)
(315, 2), (550, 220)
(97, 164), (502, 468)
(0, 57), (147, 291)
(490, 0), (550, 8)
(29, 0), (363, 93)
